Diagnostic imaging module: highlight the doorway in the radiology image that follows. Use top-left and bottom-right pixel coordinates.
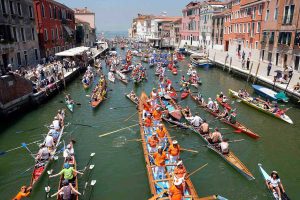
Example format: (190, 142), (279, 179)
(276, 53), (279, 66)
(2, 54), (8, 69)
(283, 54), (288, 67)
(295, 56), (300, 71)
(225, 41), (229, 51)
(190, 34), (193, 45)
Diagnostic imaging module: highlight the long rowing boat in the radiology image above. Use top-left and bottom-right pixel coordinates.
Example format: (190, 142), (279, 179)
(125, 92), (139, 105)
(228, 89), (293, 124)
(30, 123), (65, 187)
(138, 92), (200, 199)
(191, 95), (260, 139)
(57, 146), (78, 200)
(180, 104), (255, 180)
(90, 77), (107, 108)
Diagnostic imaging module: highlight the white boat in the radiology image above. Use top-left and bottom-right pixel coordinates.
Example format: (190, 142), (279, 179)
(108, 72), (115, 83)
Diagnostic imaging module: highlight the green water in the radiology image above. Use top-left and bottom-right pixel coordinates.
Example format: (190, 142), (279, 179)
(0, 51), (299, 200)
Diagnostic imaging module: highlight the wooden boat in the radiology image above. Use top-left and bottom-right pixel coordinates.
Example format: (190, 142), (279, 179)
(116, 70), (128, 84)
(108, 72), (115, 83)
(258, 163), (290, 200)
(159, 97), (182, 121)
(30, 125), (65, 187)
(216, 95), (232, 111)
(181, 91), (189, 99)
(252, 85), (288, 103)
(191, 95), (260, 139)
(90, 79), (106, 108)
(138, 92), (200, 199)
(57, 147), (78, 200)
(65, 100), (74, 112)
(172, 67), (178, 75)
(229, 89), (293, 124)
(125, 92), (139, 105)
(176, 99), (255, 180)
(190, 53), (212, 68)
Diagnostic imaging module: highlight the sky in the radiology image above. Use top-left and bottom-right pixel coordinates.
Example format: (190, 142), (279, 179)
(59, 0), (192, 32)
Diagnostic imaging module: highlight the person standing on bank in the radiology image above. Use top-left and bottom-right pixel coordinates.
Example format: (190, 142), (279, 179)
(246, 57), (250, 70)
(267, 61), (272, 76)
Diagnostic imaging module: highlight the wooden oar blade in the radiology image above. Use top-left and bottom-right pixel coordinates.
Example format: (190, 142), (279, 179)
(234, 129), (243, 133)
(89, 164), (95, 170)
(90, 180), (97, 186)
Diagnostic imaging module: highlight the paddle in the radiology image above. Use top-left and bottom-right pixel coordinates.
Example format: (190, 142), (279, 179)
(148, 189), (169, 200)
(71, 123), (100, 128)
(181, 148), (198, 153)
(81, 153), (96, 173)
(98, 124), (139, 138)
(0, 140), (41, 156)
(16, 127), (43, 134)
(124, 111), (138, 122)
(185, 163), (208, 179)
(45, 169), (53, 198)
(59, 100), (81, 106)
(83, 165), (95, 195)
(109, 105), (136, 109)
(21, 143), (37, 160)
(87, 180), (97, 200)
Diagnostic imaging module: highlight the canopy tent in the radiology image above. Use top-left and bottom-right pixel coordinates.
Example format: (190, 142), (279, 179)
(55, 46), (90, 57)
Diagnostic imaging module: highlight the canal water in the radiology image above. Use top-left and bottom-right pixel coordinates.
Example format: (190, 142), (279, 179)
(0, 49), (299, 200)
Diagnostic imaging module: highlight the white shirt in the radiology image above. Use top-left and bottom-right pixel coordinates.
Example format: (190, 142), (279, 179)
(268, 177), (281, 187)
(191, 116), (202, 127)
(45, 135), (54, 147)
(220, 142), (229, 153)
(208, 100), (214, 109)
(63, 148), (74, 158)
(52, 120), (60, 130)
(38, 147), (49, 160)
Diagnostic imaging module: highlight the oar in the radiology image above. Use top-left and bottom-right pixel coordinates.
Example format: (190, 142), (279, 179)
(16, 127), (42, 134)
(59, 100), (81, 106)
(87, 180), (97, 200)
(181, 148), (198, 153)
(81, 153), (96, 173)
(45, 169), (53, 198)
(124, 111), (138, 122)
(203, 139), (245, 147)
(109, 105), (136, 109)
(21, 143), (37, 160)
(98, 124), (139, 138)
(71, 123), (100, 128)
(185, 163), (208, 179)
(0, 140), (41, 156)
(83, 165), (95, 195)
(148, 189), (169, 200)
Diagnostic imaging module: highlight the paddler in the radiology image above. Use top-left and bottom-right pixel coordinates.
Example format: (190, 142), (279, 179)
(152, 106), (162, 126)
(220, 138), (229, 154)
(35, 143), (50, 161)
(212, 101), (219, 112)
(266, 171), (286, 200)
(51, 180), (81, 199)
(13, 185), (32, 200)
(173, 160), (186, 192)
(190, 113), (202, 127)
(228, 109), (237, 124)
(63, 140), (75, 161)
(182, 106), (192, 118)
(207, 97), (214, 110)
(219, 92), (224, 98)
(168, 140), (180, 163)
(148, 132), (159, 153)
(199, 119), (209, 134)
(49, 163), (83, 182)
(166, 77), (172, 90)
(219, 108), (229, 118)
(44, 132), (55, 150)
(209, 128), (223, 144)
(52, 116), (61, 131)
(169, 179), (184, 200)
(156, 124), (167, 148)
(153, 146), (168, 179)
(143, 113), (153, 135)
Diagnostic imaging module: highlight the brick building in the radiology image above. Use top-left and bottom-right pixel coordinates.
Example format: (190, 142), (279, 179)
(33, 0), (75, 58)
(223, 0), (266, 60)
(0, 0), (40, 73)
(261, 0), (300, 70)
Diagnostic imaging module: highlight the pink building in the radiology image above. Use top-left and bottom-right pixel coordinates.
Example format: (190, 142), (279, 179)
(180, 2), (201, 48)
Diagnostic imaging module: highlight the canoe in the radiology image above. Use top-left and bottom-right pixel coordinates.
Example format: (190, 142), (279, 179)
(116, 70), (128, 84)
(57, 147), (78, 200)
(90, 79), (106, 108)
(159, 97), (182, 121)
(190, 54), (212, 68)
(176, 99), (255, 180)
(138, 92), (200, 199)
(191, 95), (260, 139)
(181, 91), (189, 99)
(30, 125), (65, 187)
(65, 101), (74, 112)
(252, 85), (288, 103)
(258, 163), (290, 200)
(125, 93), (139, 105)
(229, 89), (293, 124)
(216, 96), (232, 111)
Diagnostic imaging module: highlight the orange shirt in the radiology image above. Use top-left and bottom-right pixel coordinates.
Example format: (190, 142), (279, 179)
(13, 191), (30, 200)
(148, 136), (159, 148)
(144, 103), (151, 112)
(156, 127), (167, 138)
(144, 117), (152, 127)
(153, 152), (167, 166)
(169, 184), (184, 200)
(168, 144), (180, 156)
(174, 166), (186, 178)
(152, 110), (162, 120)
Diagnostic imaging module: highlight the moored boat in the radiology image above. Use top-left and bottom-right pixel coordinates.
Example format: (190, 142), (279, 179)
(190, 53), (212, 68)
(252, 85), (288, 103)
(229, 89), (293, 124)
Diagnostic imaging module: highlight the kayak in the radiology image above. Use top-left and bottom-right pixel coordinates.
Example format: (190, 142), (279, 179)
(181, 91), (189, 99)
(216, 96), (232, 110)
(252, 85), (288, 103)
(66, 101), (74, 112)
(258, 163), (290, 200)
(229, 89), (293, 124)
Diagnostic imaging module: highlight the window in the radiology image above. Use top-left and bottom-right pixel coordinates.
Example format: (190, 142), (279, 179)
(248, 23), (250, 33)
(34, 49), (39, 60)
(274, 8), (278, 20)
(31, 28), (35, 40)
(24, 51), (27, 65)
(29, 6), (33, 18)
(9, 1), (14, 15)
(20, 27), (25, 41)
(244, 24), (246, 33)
(255, 41), (258, 49)
(258, 4), (262, 15)
(44, 28), (48, 41)
(11, 26), (18, 41)
(17, 3), (22, 16)
(265, 10), (269, 21)
(51, 29), (54, 40)
(17, 52), (21, 65)
(283, 5), (294, 24)
(1, 0), (7, 14)
(41, 4), (45, 17)
(49, 5), (52, 18)
(252, 6), (256, 19)
(257, 22), (261, 33)
(278, 32), (292, 45)
(251, 22), (255, 36)
(269, 32), (274, 44)
(56, 27), (58, 40)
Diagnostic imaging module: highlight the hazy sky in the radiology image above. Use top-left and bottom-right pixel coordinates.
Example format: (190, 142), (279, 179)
(59, 0), (191, 31)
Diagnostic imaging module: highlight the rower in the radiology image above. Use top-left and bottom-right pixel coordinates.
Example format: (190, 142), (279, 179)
(44, 132), (55, 150)
(63, 141), (75, 161)
(166, 77), (172, 90)
(35, 143), (50, 161)
(207, 98), (214, 110)
(173, 160), (186, 192)
(152, 106), (162, 126)
(13, 186), (32, 200)
(148, 132), (159, 153)
(220, 138), (229, 154)
(50, 163), (83, 183)
(182, 106), (192, 118)
(57, 109), (64, 124)
(209, 128), (223, 144)
(143, 113), (153, 135)
(52, 116), (61, 131)
(190, 113), (202, 127)
(222, 95), (228, 103)
(156, 124), (167, 148)
(199, 119), (209, 134)
(219, 92), (224, 98)
(272, 104), (280, 113)
(51, 180), (81, 199)
(266, 171), (286, 200)
(168, 140), (180, 163)
(153, 146), (168, 179)
(219, 108), (229, 119)
(212, 101), (219, 112)
(228, 110), (237, 124)
(169, 179), (184, 200)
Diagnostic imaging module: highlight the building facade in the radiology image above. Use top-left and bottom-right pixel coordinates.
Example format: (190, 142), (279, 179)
(0, 0), (40, 73)
(180, 2), (201, 48)
(212, 11), (226, 50)
(261, 0), (300, 70)
(33, 0), (75, 58)
(74, 7), (96, 47)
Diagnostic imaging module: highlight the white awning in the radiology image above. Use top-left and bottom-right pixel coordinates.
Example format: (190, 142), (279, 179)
(55, 46), (90, 57)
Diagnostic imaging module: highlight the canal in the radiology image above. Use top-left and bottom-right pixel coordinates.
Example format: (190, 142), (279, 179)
(0, 49), (299, 200)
